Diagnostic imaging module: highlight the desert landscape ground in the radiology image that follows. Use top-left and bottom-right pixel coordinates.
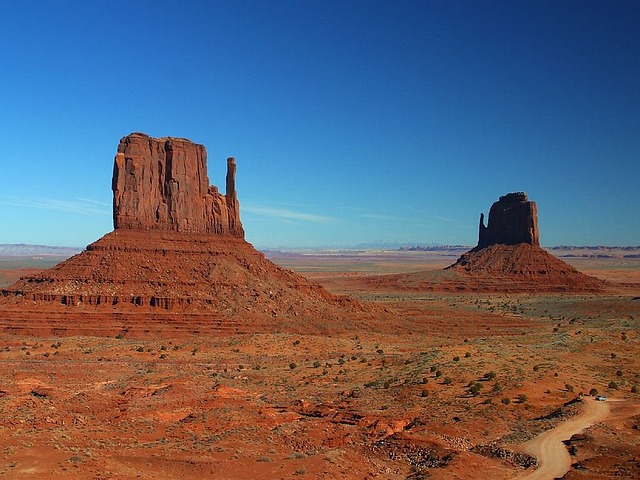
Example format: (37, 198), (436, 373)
(1, 247), (639, 479)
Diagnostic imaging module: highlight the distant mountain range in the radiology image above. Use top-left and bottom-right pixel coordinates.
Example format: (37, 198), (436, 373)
(2, 243), (639, 259)
(403, 245), (640, 258)
(0, 244), (82, 257)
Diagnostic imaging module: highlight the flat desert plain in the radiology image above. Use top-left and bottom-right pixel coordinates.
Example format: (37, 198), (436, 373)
(0, 249), (639, 479)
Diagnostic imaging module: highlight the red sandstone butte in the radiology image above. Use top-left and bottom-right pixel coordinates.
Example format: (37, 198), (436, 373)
(446, 192), (605, 291)
(113, 132), (243, 237)
(0, 133), (376, 335)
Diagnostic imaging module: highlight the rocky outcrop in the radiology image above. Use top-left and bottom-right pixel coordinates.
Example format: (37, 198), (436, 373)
(112, 133), (243, 237)
(478, 192), (539, 248)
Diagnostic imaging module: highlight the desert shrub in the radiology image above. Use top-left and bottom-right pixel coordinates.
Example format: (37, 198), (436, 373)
(289, 362), (297, 370)
(430, 365), (437, 372)
(483, 371), (496, 380)
(160, 345), (167, 351)
(159, 354), (167, 359)
(453, 356), (460, 362)
(465, 352), (471, 358)
(468, 383), (482, 396)
(376, 349), (384, 354)
(492, 383), (501, 392)
(565, 384), (574, 392)
(589, 388), (598, 396)
(136, 346), (144, 352)
(517, 394), (528, 403)
(292, 339), (300, 346)
(501, 397), (511, 405)
(421, 377), (429, 384)
(631, 385), (638, 394)
(611, 353), (617, 359)
(338, 357), (345, 365)
(608, 381), (618, 389)
(616, 370), (623, 377)
(435, 370), (442, 378)
(443, 377), (453, 385)
(420, 389), (429, 397)
(313, 361), (321, 368)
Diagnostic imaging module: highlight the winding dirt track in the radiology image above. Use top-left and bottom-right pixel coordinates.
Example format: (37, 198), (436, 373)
(515, 398), (610, 480)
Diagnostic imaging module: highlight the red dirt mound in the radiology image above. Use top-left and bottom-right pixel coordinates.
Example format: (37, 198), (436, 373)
(445, 243), (606, 292)
(0, 229), (380, 337)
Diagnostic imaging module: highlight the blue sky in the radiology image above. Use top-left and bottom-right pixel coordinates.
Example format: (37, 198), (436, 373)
(1, 1), (638, 248)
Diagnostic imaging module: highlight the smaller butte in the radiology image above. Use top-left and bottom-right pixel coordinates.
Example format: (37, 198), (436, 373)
(446, 192), (605, 292)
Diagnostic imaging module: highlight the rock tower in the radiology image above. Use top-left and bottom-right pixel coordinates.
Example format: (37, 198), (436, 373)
(477, 192), (539, 248)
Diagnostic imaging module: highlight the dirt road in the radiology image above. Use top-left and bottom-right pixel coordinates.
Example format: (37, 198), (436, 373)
(515, 398), (610, 480)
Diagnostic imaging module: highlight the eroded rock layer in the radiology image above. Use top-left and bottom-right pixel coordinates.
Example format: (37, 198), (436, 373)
(446, 243), (605, 291)
(0, 230), (375, 334)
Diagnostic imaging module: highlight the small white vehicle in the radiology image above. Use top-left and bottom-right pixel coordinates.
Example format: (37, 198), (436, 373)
(595, 395), (607, 401)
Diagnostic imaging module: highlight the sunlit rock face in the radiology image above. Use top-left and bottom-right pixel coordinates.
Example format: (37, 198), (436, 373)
(112, 132), (243, 238)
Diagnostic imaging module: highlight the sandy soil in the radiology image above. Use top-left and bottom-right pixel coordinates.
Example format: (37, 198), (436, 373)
(0, 250), (639, 479)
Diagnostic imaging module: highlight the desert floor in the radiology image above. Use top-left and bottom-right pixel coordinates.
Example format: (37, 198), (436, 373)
(0, 250), (639, 479)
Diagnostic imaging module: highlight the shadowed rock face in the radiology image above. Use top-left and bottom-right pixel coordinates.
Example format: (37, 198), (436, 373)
(112, 133), (243, 237)
(478, 192), (539, 248)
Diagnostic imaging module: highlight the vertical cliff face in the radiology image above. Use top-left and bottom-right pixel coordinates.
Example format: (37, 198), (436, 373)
(477, 192), (539, 248)
(112, 133), (244, 237)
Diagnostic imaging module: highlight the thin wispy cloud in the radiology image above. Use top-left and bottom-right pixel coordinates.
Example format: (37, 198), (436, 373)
(243, 205), (335, 223)
(0, 196), (111, 216)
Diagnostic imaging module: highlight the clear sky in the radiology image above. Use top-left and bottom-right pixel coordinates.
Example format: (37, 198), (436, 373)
(1, 1), (639, 248)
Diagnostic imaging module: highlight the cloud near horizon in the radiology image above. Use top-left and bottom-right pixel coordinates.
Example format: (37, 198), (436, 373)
(0, 196), (111, 216)
(243, 205), (335, 223)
